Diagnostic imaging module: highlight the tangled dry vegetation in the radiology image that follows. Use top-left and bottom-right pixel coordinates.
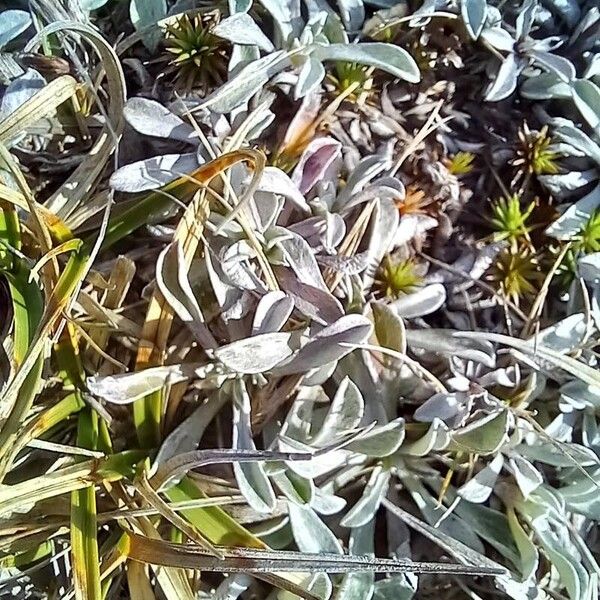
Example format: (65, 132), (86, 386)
(0, 0), (599, 598)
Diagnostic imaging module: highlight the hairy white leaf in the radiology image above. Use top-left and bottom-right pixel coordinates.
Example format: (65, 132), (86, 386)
(213, 13), (275, 52)
(215, 331), (300, 374)
(313, 43), (420, 83)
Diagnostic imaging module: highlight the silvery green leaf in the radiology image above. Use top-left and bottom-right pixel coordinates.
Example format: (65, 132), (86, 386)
(480, 27), (515, 52)
(109, 153), (200, 193)
(233, 380), (277, 513)
(213, 573), (253, 599)
(201, 51), (291, 113)
(401, 419), (450, 456)
(247, 192), (284, 232)
(316, 255), (366, 279)
(312, 43), (420, 83)
(229, 0), (253, 12)
(130, 0), (167, 51)
(461, 0), (487, 40)
(215, 331), (300, 374)
(299, 11), (329, 45)
(546, 184), (600, 239)
(528, 442), (600, 467)
(154, 393), (225, 469)
(515, 441), (599, 466)
(405, 329), (496, 367)
(81, 0), (110, 9)
(204, 246), (242, 314)
(578, 252), (600, 283)
(372, 576), (416, 600)
(255, 167), (310, 212)
(543, 0), (580, 28)
(213, 13), (274, 52)
(337, 521), (375, 600)
(336, 0), (365, 30)
(311, 487), (347, 515)
(414, 392), (468, 425)
(0, 69), (45, 124)
(559, 469), (600, 519)
(529, 518), (586, 600)
(507, 455), (543, 499)
(393, 214), (438, 247)
(534, 313), (587, 352)
(485, 53), (523, 101)
(273, 266), (344, 324)
(452, 410), (510, 454)
(409, 0), (448, 27)
(272, 469), (314, 504)
(344, 418), (405, 457)
(221, 241), (264, 292)
(551, 118), (600, 164)
(400, 475), (485, 552)
(288, 502), (343, 554)
(506, 507), (538, 580)
(0, 10), (31, 49)
(515, 0), (538, 38)
(156, 242), (217, 350)
(274, 315), (372, 375)
(252, 291), (294, 334)
(275, 231), (328, 290)
(87, 364), (198, 404)
(529, 50), (576, 82)
(383, 498), (507, 575)
(280, 435), (347, 478)
(451, 501), (520, 567)
(341, 466), (391, 528)
(295, 55), (326, 99)
(229, 43), (260, 76)
(569, 5), (599, 44)
(292, 137), (341, 194)
(457, 454), (503, 503)
(521, 72), (572, 99)
(258, 0), (302, 43)
(124, 97), (196, 141)
(335, 155), (390, 209)
(584, 53), (600, 79)
(372, 302), (406, 354)
(363, 198), (399, 291)
(562, 380), (600, 409)
(311, 377), (365, 446)
(572, 79), (600, 131)
(390, 284), (446, 319)
(539, 170), (598, 198)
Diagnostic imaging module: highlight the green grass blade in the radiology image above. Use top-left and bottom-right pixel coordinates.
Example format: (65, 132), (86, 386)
(71, 409), (102, 600)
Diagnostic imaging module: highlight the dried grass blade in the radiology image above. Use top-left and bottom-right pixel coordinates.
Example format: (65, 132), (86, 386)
(124, 532), (505, 576)
(0, 450), (144, 517)
(134, 470), (223, 558)
(24, 22), (125, 218)
(0, 244), (87, 422)
(0, 75), (78, 144)
(456, 331), (600, 387)
(150, 449), (311, 492)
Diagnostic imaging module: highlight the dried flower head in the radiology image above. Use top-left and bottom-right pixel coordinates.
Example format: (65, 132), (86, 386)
(376, 255), (423, 298)
(163, 12), (228, 91)
(514, 124), (560, 176)
(396, 185), (436, 216)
